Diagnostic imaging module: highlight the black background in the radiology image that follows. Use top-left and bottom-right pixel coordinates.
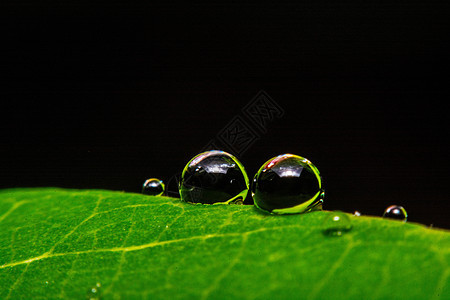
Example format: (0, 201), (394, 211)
(1, 2), (449, 228)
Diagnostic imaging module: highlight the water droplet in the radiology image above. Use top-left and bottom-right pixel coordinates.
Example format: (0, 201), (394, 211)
(353, 211), (361, 217)
(322, 212), (352, 236)
(229, 198), (244, 205)
(252, 154), (324, 214)
(179, 150), (249, 204)
(86, 282), (101, 300)
(142, 178), (165, 196)
(382, 205), (407, 222)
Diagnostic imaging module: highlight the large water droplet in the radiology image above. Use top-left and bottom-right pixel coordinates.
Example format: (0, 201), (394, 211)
(252, 154), (324, 214)
(142, 178), (165, 196)
(86, 283), (101, 300)
(382, 205), (407, 222)
(179, 150), (249, 204)
(322, 212), (352, 236)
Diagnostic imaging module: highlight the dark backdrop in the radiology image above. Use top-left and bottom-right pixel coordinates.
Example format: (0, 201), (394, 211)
(1, 2), (449, 228)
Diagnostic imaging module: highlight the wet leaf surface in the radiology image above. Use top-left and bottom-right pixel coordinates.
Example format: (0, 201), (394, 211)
(0, 188), (449, 299)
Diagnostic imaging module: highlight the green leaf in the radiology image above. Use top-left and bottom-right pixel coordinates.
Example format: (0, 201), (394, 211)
(0, 188), (449, 299)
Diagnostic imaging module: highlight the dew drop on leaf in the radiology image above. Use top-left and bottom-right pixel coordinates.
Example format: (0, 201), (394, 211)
(353, 211), (361, 217)
(230, 198), (244, 205)
(252, 154), (324, 214)
(86, 282), (101, 300)
(179, 150), (249, 204)
(142, 178), (165, 196)
(322, 212), (353, 236)
(382, 205), (407, 222)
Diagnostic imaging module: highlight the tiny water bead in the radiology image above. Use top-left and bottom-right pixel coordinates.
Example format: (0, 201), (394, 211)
(353, 211), (361, 217)
(179, 150), (250, 204)
(252, 154), (324, 214)
(322, 212), (353, 236)
(86, 282), (101, 300)
(142, 178), (165, 196)
(382, 205), (407, 222)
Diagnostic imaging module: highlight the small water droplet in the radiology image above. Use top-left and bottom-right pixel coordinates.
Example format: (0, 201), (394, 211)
(142, 178), (165, 196)
(353, 211), (361, 217)
(382, 205), (407, 222)
(322, 212), (353, 236)
(230, 198), (244, 205)
(165, 225), (169, 229)
(86, 282), (101, 300)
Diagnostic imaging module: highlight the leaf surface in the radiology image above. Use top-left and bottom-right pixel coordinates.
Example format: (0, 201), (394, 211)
(0, 188), (449, 299)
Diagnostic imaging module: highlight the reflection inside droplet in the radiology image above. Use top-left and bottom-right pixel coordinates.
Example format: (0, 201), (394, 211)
(252, 154), (324, 215)
(179, 150), (249, 204)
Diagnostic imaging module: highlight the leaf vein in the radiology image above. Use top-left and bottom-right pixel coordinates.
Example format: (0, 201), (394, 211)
(46, 196), (104, 254)
(307, 239), (358, 299)
(104, 207), (138, 294)
(0, 201), (29, 223)
(5, 263), (30, 299)
(201, 234), (248, 300)
(0, 225), (303, 270)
